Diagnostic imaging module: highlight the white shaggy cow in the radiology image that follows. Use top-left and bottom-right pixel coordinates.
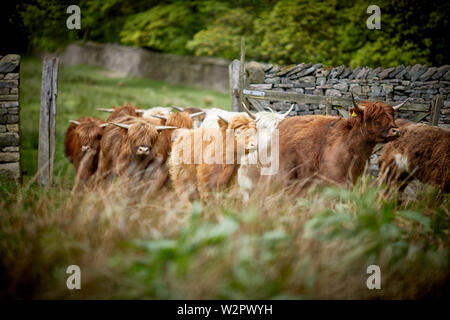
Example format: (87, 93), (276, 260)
(238, 103), (294, 201)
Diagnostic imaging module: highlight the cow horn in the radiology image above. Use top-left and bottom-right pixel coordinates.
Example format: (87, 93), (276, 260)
(151, 114), (167, 121)
(190, 111), (205, 118)
(264, 106), (275, 113)
(242, 102), (256, 120)
(392, 98), (410, 110)
(217, 115), (229, 124)
(69, 120), (80, 126)
(155, 126), (178, 131)
(351, 93), (364, 112)
(97, 108), (114, 113)
(109, 122), (130, 130)
(283, 104), (295, 117)
(172, 106), (184, 112)
(100, 123), (109, 128)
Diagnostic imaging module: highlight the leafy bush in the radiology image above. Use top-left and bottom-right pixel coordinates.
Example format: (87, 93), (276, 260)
(187, 9), (257, 60)
(119, 2), (203, 54)
(252, 0), (339, 65)
(19, 0), (82, 51)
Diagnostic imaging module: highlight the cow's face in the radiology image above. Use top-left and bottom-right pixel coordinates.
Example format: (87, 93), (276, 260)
(74, 121), (105, 154)
(234, 125), (257, 153)
(352, 102), (400, 143)
(127, 123), (159, 160)
(110, 118), (177, 161)
(227, 115), (258, 154)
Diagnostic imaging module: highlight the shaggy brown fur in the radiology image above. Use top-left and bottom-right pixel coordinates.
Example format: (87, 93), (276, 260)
(64, 117), (106, 187)
(96, 111), (195, 192)
(96, 116), (161, 185)
(378, 120), (450, 192)
(169, 115), (257, 202)
(144, 111), (195, 190)
(277, 101), (401, 190)
(106, 103), (142, 122)
(158, 111), (194, 160)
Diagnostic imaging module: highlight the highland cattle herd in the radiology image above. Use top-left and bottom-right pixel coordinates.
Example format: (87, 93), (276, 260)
(65, 95), (449, 202)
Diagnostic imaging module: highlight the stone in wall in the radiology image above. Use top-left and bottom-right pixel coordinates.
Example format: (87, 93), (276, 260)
(0, 54), (21, 182)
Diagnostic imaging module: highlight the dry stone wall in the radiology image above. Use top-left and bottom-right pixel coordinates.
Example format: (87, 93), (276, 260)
(254, 62), (450, 128)
(0, 54), (21, 181)
(58, 42), (231, 93)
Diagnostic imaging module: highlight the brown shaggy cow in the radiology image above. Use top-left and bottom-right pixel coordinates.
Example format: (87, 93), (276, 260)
(64, 117), (108, 189)
(96, 116), (176, 187)
(150, 110), (205, 158)
(277, 96), (408, 191)
(106, 103), (143, 122)
(144, 110), (204, 189)
(378, 120), (450, 192)
(169, 114), (257, 202)
(169, 106), (206, 128)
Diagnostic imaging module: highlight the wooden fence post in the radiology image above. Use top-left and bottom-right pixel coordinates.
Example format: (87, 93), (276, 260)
(324, 99), (333, 115)
(229, 60), (240, 112)
(430, 94), (443, 126)
(37, 57), (59, 186)
(238, 37), (246, 112)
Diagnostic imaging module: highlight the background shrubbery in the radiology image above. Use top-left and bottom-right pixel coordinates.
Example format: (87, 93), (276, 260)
(6, 0), (450, 67)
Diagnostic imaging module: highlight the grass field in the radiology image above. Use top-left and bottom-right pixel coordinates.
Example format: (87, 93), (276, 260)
(0, 58), (449, 299)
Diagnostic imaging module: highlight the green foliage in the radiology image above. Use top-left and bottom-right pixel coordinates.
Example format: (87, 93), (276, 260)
(252, 0), (339, 65)
(15, 0), (450, 68)
(120, 2), (203, 54)
(187, 8), (256, 59)
(19, 0), (82, 51)
(335, 0), (449, 67)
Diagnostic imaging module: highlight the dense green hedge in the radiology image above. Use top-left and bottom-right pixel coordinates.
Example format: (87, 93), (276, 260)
(17, 0), (450, 67)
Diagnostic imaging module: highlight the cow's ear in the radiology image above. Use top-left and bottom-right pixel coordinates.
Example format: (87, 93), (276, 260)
(217, 115), (228, 129)
(350, 93), (364, 119)
(349, 107), (363, 118)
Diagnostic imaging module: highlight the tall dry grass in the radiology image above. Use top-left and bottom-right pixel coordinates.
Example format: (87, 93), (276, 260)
(0, 173), (449, 299)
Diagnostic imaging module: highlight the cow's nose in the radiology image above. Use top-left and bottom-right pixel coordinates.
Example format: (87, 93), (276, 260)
(391, 128), (400, 136)
(81, 145), (90, 152)
(137, 146), (149, 155)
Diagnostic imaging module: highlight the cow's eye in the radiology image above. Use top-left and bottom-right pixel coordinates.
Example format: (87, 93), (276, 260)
(235, 129), (242, 135)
